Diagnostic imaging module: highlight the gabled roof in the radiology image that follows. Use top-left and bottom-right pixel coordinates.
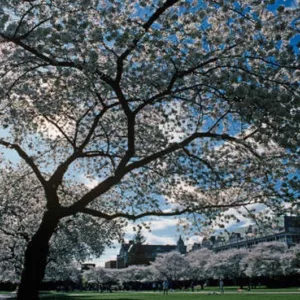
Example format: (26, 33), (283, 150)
(128, 244), (177, 255)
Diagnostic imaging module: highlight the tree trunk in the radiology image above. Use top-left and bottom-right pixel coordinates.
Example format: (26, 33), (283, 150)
(17, 211), (60, 300)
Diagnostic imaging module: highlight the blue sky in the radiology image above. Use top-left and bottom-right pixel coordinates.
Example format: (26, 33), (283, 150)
(269, 0), (298, 9)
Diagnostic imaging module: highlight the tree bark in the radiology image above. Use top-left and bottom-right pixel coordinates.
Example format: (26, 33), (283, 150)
(17, 210), (60, 300)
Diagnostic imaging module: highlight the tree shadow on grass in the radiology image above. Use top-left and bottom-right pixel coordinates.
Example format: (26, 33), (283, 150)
(44, 296), (142, 300)
(69, 298), (141, 300)
(0, 293), (142, 300)
(49, 298), (141, 300)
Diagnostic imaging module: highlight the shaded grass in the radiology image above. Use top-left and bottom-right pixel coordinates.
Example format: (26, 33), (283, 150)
(40, 291), (300, 300)
(2, 289), (300, 300)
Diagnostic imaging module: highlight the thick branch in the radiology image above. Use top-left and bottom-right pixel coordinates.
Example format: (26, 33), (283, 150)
(65, 176), (120, 214)
(78, 201), (258, 221)
(143, 0), (179, 31)
(113, 86), (136, 171)
(79, 207), (191, 220)
(47, 154), (79, 190)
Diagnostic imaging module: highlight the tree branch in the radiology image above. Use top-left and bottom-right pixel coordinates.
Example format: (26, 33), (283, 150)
(124, 131), (261, 174)
(42, 115), (75, 147)
(5, 63), (49, 96)
(182, 147), (225, 186)
(0, 139), (46, 186)
(18, 17), (52, 40)
(134, 43), (241, 115)
(115, 0), (180, 83)
(79, 207), (192, 220)
(114, 1), (180, 170)
(65, 131), (260, 214)
(77, 200), (260, 220)
(12, 4), (41, 38)
(0, 33), (115, 87)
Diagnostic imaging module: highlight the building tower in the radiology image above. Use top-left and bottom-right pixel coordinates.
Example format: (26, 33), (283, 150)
(177, 235), (186, 254)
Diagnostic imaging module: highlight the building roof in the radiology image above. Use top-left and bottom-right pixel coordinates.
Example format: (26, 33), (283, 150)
(128, 244), (177, 254)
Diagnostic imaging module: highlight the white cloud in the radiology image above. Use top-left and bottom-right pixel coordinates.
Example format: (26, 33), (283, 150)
(78, 174), (99, 189)
(209, 203), (268, 233)
(145, 235), (177, 245)
(146, 218), (179, 231)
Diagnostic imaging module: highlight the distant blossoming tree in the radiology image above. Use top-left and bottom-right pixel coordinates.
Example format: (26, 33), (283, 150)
(290, 245), (300, 275)
(151, 251), (189, 282)
(83, 267), (116, 291)
(206, 248), (249, 287)
(0, 0), (299, 299)
(44, 261), (82, 287)
(242, 242), (289, 279)
(117, 265), (152, 284)
(185, 248), (213, 289)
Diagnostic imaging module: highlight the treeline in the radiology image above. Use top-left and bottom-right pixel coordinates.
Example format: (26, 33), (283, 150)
(82, 241), (300, 290)
(1, 241), (299, 292)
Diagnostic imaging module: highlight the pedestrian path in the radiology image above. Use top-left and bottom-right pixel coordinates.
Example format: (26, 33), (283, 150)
(0, 294), (16, 299)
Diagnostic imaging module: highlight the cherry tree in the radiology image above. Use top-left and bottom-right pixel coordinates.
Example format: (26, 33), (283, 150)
(185, 248), (213, 289)
(0, 0), (299, 299)
(116, 265), (153, 287)
(151, 251), (189, 282)
(83, 267), (116, 291)
(44, 261), (82, 287)
(243, 242), (288, 279)
(279, 249), (296, 277)
(290, 245), (300, 275)
(206, 248), (249, 287)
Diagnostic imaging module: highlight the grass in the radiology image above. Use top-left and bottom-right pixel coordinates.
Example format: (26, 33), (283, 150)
(195, 286), (300, 293)
(42, 291), (300, 300)
(1, 288), (300, 300)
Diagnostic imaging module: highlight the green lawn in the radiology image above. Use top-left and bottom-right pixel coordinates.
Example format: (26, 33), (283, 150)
(39, 289), (300, 300)
(196, 286), (300, 293)
(2, 289), (300, 300)
(43, 292), (300, 300)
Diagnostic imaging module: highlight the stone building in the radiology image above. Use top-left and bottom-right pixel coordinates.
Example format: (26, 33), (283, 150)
(108, 216), (300, 269)
(198, 216), (300, 252)
(81, 263), (95, 272)
(116, 236), (186, 269)
(104, 260), (117, 269)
